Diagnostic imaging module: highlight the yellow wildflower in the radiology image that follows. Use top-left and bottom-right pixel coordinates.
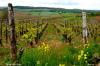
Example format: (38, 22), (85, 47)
(84, 54), (87, 60)
(59, 64), (65, 66)
(84, 56), (87, 60)
(44, 46), (49, 52)
(78, 55), (81, 61)
(80, 50), (84, 55)
(84, 54), (87, 57)
(38, 42), (49, 53)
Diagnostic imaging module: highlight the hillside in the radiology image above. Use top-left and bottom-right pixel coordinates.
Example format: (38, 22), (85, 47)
(14, 6), (100, 13)
(0, 6), (100, 16)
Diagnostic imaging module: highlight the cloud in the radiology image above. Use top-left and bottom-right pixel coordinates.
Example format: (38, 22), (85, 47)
(0, 0), (100, 10)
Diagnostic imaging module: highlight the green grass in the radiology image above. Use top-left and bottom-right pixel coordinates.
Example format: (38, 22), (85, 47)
(18, 41), (100, 66)
(31, 12), (59, 16)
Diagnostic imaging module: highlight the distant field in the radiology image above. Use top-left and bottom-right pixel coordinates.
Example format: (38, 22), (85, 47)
(30, 12), (59, 16)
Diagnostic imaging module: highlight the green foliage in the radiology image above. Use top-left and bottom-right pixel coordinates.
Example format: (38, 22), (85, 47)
(76, 43), (100, 66)
(20, 43), (79, 66)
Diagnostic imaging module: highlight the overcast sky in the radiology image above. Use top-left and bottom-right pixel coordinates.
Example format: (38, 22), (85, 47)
(0, 0), (100, 10)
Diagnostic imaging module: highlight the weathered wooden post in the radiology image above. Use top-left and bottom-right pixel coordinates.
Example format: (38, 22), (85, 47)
(8, 3), (17, 62)
(82, 12), (88, 44)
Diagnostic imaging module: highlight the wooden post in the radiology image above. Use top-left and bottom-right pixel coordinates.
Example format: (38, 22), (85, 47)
(82, 12), (88, 44)
(8, 3), (17, 62)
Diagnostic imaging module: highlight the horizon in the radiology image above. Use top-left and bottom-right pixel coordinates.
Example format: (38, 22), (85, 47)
(1, 5), (100, 11)
(0, 0), (100, 10)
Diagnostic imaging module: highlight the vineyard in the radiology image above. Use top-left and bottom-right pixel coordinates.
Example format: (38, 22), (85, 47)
(0, 3), (100, 66)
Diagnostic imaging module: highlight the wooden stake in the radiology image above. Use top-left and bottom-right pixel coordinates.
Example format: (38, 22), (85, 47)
(82, 12), (88, 44)
(8, 3), (17, 62)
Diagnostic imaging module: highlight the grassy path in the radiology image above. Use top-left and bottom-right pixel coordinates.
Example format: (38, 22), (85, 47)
(40, 23), (63, 44)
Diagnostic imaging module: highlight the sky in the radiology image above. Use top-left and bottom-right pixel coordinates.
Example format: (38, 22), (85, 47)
(0, 0), (100, 10)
